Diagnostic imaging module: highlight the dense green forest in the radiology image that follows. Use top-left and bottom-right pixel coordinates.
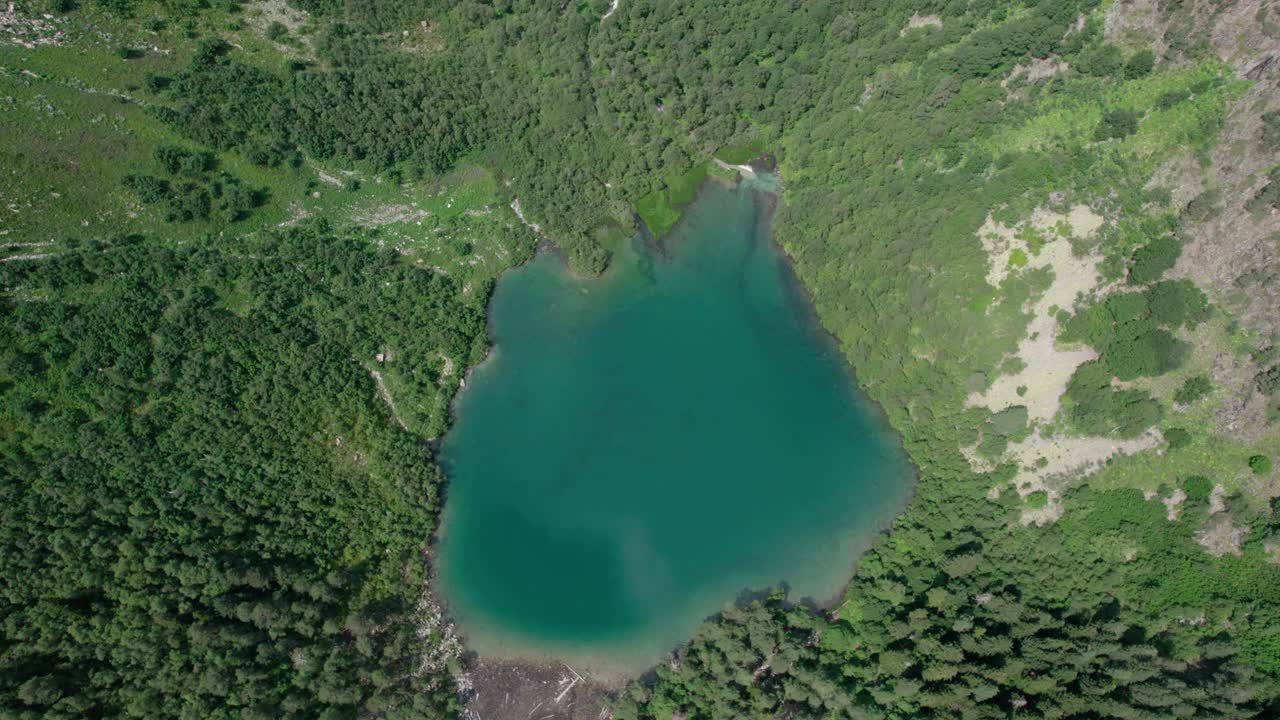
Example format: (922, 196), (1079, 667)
(3, 0), (1279, 718)
(1, 227), (482, 718)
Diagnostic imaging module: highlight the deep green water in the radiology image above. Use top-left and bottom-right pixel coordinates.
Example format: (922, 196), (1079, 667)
(437, 178), (910, 675)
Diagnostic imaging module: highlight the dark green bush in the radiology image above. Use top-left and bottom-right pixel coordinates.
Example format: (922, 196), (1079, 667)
(1183, 475), (1213, 501)
(143, 73), (171, 92)
(987, 404), (1029, 435)
(122, 174), (170, 204)
(1262, 110), (1280, 151)
(1066, 361), (1163, 437)
(1183, 188), (1220, 222)
(1156, 88), (1191, 109)
(1147, 279), (1208, 327)
(265, 21), (288, 42)
(1174, 375), (1213, 405)
(1251, 455), (1274, 476)
(1095, 109), (1140, 141)
(1164, 426), (1192, 450)
(1107, 325), (1183, 380)
(1075, 42), (1123, 76)
(1123, 49), (1155, 79)
(1128, 235), (1182, 284)
(154, 145), (215, 176)
(1246, 171), (1280, 213)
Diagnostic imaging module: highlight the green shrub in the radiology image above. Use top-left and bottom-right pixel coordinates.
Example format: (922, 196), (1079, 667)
(978, 431), (1009, 459)
(1106, 327), (1183, 380)
(163, 182), (212, 221)
(244, 139), (298, 168)
(1128, 235), (1182, 284)
(1257, 358), (1280, 397)
(1065, 361), (1163, 437)
(1164, 427), (1192, 450)
(1183, 188), (1220, 222)
(1246, 172), (1280, 213)
(1060, 303), (1113, 347)
(1076, 43), (1123, 76)
(1156, 88), (1191, 110)
(1183, 475), (1213, 501)
(154, 145), (215, 177)
(1250, 454), (1274, 476)
(1146, 279), (1208, 327)
(143, 73), (171, 92)
(266, 21), (289, 42)
(987, 405), (1029, 436)
(122, 174), (170, 203)
(1095, 109), (1140, 141)
(1174, 375), (1212, 405)
(1262, 110), (1280, 151)
(1123, 49), (1155, 79)
(1106, 292), (1148, 323)
(1026, 490), (1049, 509)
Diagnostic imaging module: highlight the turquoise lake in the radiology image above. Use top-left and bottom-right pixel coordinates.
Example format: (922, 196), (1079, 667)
(436, 178), (911, 676)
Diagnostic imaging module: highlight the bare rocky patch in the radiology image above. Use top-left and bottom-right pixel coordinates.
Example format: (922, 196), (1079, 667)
(460, 656), (612, 720)
(1003, 56), (1068, 94)
(243, 0), (312, 52)
(1172, 71), (1280, 341)
(353, 203), (429, 227)
(1197, 513), (1248, 556)
(902, 13), (942, 34)
(1163, 487), (1188, 520)
(1, 2), (66, 49)
(363, 361), (409, 431)
(1266, 539), (1280, 563)
(1104, 0), (1168, 58)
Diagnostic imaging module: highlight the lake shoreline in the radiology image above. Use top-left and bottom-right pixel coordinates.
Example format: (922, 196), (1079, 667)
(432, 157), (920, 715)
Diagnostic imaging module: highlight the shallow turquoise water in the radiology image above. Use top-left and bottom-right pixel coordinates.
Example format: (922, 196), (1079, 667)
(437, 179), (910, 674)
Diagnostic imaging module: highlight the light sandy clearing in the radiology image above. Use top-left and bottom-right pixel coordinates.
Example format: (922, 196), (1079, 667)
(353, 203), (427, 227)
(1004, 428), (1162, 525)
(1, 253), (54, 262)
(278, 202), (312, 228)
(903, 13), (942, 33)
(363, 363), (408, 430)
(1197, 514), (1247, 556)
(437, 352), (455, 387)
(315, 169), (344, 187)
(961, 204), (1177, 525)
(1266, 540), (1280, 564)
(1163, 488), (1187, 521)
(713, 157), (756, 179)
(1004, 57), (1068, 88)
(509, 198), (543, 236)
(244, 0), (310, 39)
(968, 205), (1104, 423)
(602, 0), (620, 22)
(1209, 483), (1228, 514)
